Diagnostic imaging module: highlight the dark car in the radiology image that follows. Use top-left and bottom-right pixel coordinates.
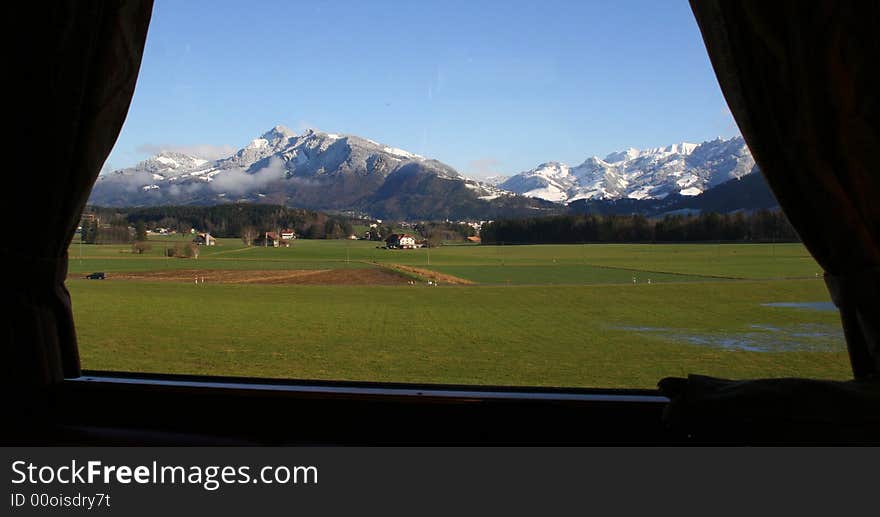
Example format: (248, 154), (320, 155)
(85, 272), (106, 280)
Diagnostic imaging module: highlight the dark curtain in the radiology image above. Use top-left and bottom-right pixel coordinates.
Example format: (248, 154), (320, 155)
(688, 0), (879, 377)
(658, 1), (880, 440)
(4, 2), (153, 393)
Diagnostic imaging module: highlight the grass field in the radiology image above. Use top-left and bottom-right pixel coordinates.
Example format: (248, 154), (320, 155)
(67, 238), (849, 388)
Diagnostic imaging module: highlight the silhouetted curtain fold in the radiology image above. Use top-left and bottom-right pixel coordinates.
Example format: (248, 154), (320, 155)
(690, 0), (880, 377)
(658, 375), (880, 442)
(4, 1), (153, 388)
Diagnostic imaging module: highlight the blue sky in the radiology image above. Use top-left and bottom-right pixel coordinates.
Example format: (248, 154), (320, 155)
(106, 0), (738, 178)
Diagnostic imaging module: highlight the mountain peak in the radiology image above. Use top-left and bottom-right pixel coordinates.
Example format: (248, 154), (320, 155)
(664, 142), (698, 155)
(261, 124), (297, 140)
(603, 142), (698, 163)
(155, 150), (192, 159)
(604, 147), (641, 163)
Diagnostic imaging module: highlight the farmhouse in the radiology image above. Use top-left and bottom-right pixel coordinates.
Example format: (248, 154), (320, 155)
(258, 232), (280, 247)
(255, 232), (290, 248)
(385, 233), (417, 249)
(193, 232), (216, 246)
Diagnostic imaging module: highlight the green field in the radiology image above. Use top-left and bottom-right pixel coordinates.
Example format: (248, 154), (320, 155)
(67, 238), (850, 388)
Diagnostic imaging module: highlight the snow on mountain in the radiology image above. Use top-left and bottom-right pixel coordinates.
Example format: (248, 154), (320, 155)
(500, 136), (753, 203)
(462, 177), (514, 201)
(89, 125), (503, 212)
(126, 151), (209, 178)
(90, 127), (754, 218)
(482, 175), (511, 186)
(497, 162), (574, 203)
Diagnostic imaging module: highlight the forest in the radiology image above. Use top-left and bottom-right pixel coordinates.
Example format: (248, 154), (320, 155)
(83, 204), (357, 240)
(479, 210), (800, 244)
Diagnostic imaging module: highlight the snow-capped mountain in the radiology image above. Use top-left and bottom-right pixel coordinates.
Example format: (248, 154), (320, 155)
(89, 125), (541, 220)
(132, 151), (211, 178)
(497, 162), (574, 203)
(482, 175), (511, 187)
(90, 128), (755, 218)
(499, 136), (754, 203)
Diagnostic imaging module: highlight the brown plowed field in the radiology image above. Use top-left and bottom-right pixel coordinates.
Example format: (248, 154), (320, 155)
(102, 268), (411, 285)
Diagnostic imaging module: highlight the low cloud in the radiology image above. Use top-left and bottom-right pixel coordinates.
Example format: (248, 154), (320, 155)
(166, 182), (205, 198)
(96, 157), (292, 199)
(118, 171), (155, 192)
(209, 157), (288, 195)
(136, 143), (236, 160)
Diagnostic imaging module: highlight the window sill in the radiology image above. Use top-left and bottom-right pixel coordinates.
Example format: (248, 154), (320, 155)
(47, 371), (675, 445)
(71, 371), (669, 403)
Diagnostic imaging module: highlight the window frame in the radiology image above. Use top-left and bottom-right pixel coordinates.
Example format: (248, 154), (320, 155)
(50, 370), (674, 444)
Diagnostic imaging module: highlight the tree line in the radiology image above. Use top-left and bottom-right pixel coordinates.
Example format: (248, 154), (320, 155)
(83, 205), (357, 240)
(79, 216), (134, 244)
(81, 205), (483, 244)
(480, 210), (800, 244)
(413, 222), (477, 246)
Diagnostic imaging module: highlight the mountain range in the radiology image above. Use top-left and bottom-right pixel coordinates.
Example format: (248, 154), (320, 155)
(90, 126), (765, 219)
(498, 136), (754, 203)
(567, 170), (778, 217)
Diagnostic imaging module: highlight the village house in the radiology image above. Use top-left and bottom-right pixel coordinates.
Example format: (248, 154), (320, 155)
(385, 233), (417, 249)
(280, 229), (296, 240)
(192, 232), (216, 246)
(255, 232), (290, 248)
(258, 232), (280, 247)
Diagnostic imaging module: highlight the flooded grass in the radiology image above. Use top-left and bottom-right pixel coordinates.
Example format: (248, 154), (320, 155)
(614, 323), (844, 353)
(762, 301), (836, 311)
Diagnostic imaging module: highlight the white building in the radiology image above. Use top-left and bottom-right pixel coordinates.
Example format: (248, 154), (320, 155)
(193, 232), (216, 246)
(399, 235), (416, 248)
(385, 233), (417, 249)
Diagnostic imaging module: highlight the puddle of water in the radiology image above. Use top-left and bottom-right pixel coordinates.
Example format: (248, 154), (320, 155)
(612, 323), (845, 353)
(612, 326), (670, 332)
(682, 335), (769, 352)
(762, 301), (836, 311)
(679, 327), (843, 352)
(749, 324), (781, 332)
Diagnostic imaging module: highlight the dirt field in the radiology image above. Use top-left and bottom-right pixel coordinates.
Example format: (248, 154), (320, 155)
(99, 268), (412, 285)
(382, 264), (474, 285)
